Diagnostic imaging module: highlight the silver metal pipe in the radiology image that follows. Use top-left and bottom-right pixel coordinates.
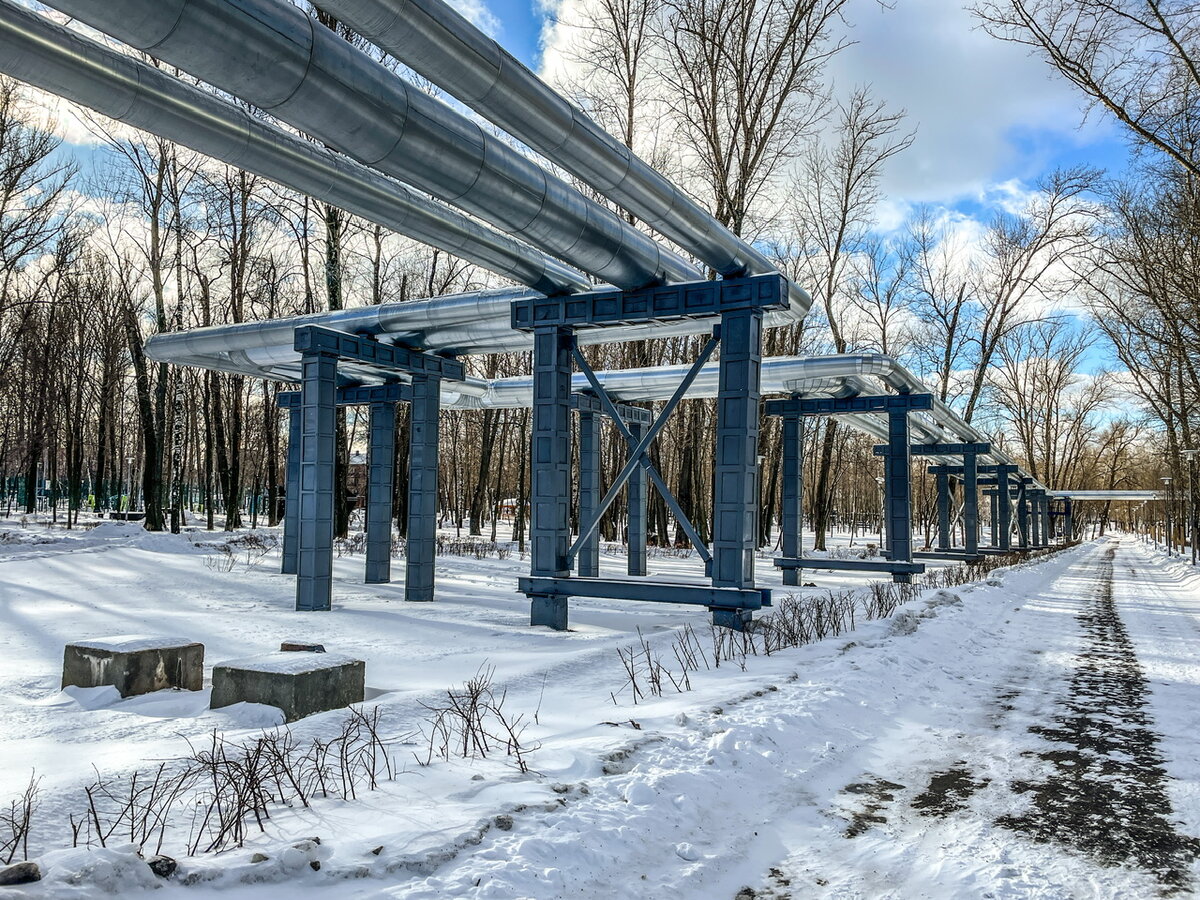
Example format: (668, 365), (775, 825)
(145, 284), (807, 372)
(451, 357), (876, 408)
(42, 0), (703, 292)
(1047, 491), (1162, 500)
(310, 0), (812, 317)
(0, 2), (590, 296)
(149, 309), (1003, 465)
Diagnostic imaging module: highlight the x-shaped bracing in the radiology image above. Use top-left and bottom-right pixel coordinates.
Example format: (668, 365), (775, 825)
(566, 331), (719, 571)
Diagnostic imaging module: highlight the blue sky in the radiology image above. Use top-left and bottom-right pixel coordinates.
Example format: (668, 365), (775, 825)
(484, 0), (544, 65)
(496, 0), (1131, 219)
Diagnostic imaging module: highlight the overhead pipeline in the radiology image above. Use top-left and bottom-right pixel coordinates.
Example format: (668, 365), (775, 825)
(0, 1), (591, 296)
(310, 0), (813, 317)
(41, 0), (705, 292)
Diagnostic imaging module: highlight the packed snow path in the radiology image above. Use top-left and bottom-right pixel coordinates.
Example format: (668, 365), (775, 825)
(340, 536), (1197, 900)
(2, 528), (1199, 898)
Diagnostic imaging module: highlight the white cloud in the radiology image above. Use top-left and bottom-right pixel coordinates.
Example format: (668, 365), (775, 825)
(445, 0), (501, 37)
(826, 0), (1119, 205)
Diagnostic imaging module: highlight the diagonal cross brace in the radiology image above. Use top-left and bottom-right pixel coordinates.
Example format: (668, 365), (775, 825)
(566, 333), (720, 565)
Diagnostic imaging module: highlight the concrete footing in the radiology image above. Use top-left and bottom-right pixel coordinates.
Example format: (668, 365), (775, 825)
(62, 636), (204, 697)
(210, 652), (365, 722)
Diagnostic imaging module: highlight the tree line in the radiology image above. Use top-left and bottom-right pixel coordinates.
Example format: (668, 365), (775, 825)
(1, 0), (1195, 552)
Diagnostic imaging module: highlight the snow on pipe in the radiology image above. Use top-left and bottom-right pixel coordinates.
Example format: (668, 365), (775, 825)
(40, 0), (706, 293)
(309, 0), (813, 318)
(0, 2), (591, 297)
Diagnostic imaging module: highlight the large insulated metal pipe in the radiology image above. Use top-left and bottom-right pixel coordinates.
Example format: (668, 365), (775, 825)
(145, 282), (807, 372)
(312, 0), (813, 317)
(453, 358), (877, 407)
(0, 2), (590, 296)
(41, 0), (702, 292)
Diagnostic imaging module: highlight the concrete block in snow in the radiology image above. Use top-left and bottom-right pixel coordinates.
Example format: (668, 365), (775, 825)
(62, 636), (204, 697)
(210, 652), (364, 722)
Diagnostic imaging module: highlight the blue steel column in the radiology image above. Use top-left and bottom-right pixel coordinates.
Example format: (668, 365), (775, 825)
(405, 375), (441, 602)
(296, 350), (337, 612)
(995, 467), (1015, 551)
(963, 452), (979, 555)
(1064, 498), (1074, 543)
(577, 409), (601, 578)
(282, 406), (301, 575)
(1042, 493), (1052, 546)
(988, 490), (998, 547)
(935, 468), (951, 551)
(781, 409), (803, 587)
(530, 325), (573, 629)
(1016, 481), (1030, 549)
(365, 400), (396, 584)
(885, 408), (914, 584)
(711, 309), (763, 628)
(1029, 489), (1042, 546)
(626, 420), (647, 577)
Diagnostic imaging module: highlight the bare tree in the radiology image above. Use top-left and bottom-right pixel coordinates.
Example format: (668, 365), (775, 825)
(904, 206), (977, 404)
(974, 0), (1200, 177)
(848, 235), (913, 357)
(792, 88), (912, 549)
(960, 166), (1099, 422)
(660, 0), (852, 237)
(986, 318), (1109, 484)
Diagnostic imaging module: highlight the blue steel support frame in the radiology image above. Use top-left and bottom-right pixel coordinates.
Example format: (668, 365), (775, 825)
(576, 408), (601, 578)
(627, 420), (647, 577)
(529, 325), (573, 629)
(282, 407), (301, 575)
(515, 277), (784, 631)
(767, 393), (931, 582)
(296, 349), (337, 611)
(780, 406), (803, 587)
(1064, 498), (1074, 542)
(405, 374), (441, 603)
(710, 307), (763, 628)
(884, 443), (991, 557)
(935, 468), (951, 552)
(365, 400), (396, 584)
(279, 383), (410, 586)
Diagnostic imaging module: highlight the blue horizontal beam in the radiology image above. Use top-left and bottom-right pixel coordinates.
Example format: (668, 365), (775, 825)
(294, 325), (465, 382)
(774, 557), (926, 574)
(570, 392), (652, 426)
(276, 382), (411, 409)
(885, 551), (985, 562)
(929, 464), (1004, 475)
(874, 441), (991, 456)
(765, 393), (933, 417)
(511, 274), (787, 331)
(518, 576), (767, 610)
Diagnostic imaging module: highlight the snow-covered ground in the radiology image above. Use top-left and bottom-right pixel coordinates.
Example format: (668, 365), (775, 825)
(1, 517), (1198, 898)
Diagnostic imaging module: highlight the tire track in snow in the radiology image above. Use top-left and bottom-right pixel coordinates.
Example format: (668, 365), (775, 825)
(996, 544), (1200, 894)
(736, 540), (1192, 899)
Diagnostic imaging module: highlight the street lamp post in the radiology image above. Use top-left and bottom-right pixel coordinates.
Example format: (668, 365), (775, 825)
(1161, 475), (1174, 557)
(1182, 449), (1198, 566)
